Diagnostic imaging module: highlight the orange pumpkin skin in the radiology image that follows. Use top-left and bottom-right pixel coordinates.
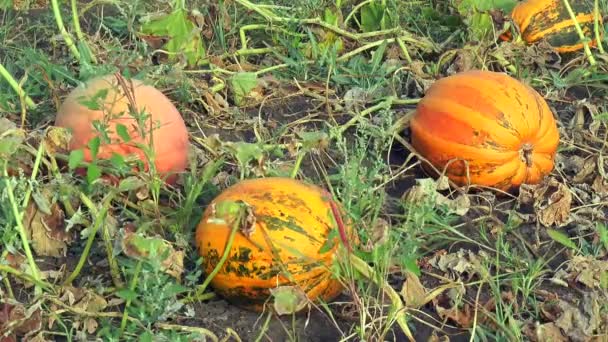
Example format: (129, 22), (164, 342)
(410, 70), (560, 192)
(195, 177), (353, 312)
(54, 74), (189, 184)
(504, 0), (603, 53)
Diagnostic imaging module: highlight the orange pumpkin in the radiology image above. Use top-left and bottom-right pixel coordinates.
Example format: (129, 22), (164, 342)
(503, 0), (603, 53)
(409, 70), (560, 192)
(54, 74), (189, 184)
(194, 177), (353, 312)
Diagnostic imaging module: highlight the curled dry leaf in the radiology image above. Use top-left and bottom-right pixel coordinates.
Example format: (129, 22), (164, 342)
(0, 302), (42, 340)
(518, 177), (572, 227)
(524, 322), (568, 342)
(403, 178), (470, 216)
(43, 126), (71, 155)
(24, 189), (73, 258)
(540, 294), (604, 342)
(121, 231), (184, 280)
(400, 271), (428, 309)
(552, 255), (608, 289)
(427, 249), (487, 281)
(269, 285), (309, 315)
(361, 217), (389, 252)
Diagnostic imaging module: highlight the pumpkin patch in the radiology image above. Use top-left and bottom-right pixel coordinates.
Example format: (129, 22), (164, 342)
(194, 177), (354, 312)
(409, 70), (560, 192)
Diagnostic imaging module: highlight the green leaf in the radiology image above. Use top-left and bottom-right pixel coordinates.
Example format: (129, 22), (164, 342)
(140, 8), (207, 67)
(298, 131), (329, 150)
(229, 72), (258, 106)
(455, 0), (518, 40)
(0, 136), (24, 158)
(118, 176), (145, 192)
(547, 229), (577, 250)
(360, 2), (385, 33)
(77, 88), (109, 111)
(86, 163), (102, 184)
(110, 152), (127, 170)
(88, 136), (101, 160)
(115, 123), (131, 143)
(115, 288), (138, 301)
(0, 0), (12, 10)
(226, 141), (263, 169)
(68, 149), (85, 170)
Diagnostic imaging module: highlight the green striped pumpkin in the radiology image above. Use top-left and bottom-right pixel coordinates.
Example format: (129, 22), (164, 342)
(507, 0), (604, 52)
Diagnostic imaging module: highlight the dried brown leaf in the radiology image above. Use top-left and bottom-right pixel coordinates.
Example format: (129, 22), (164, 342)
(428, 249), (487, 280)
(362, 217), (389, 252)
(531, 323), (568, 342)
(400, 271), (427, 309)
(121, 231), (184, 280)
(24, 189), (72, 258)
(591, 176), (608, 198)
(541, 294), (604, 342)
(572, 157), (597, 183)
(520, 177), (572, 227)
(553, 255), (608, 289)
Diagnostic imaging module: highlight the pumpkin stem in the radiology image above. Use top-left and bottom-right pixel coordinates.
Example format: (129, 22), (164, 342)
(520, 143), (534, 167)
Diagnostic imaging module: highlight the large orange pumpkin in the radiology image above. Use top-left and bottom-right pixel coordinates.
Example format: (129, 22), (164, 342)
(195, 177), (353, 312)
(409, 70), (560, 192)
(54, 74), (189, 184)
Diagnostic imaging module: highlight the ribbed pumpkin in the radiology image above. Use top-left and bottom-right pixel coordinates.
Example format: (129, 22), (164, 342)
(505, 0), (603, 52)
(409, 70), (560, 192)
(55, 74), (189, 184)
(194, 177), (353, 312)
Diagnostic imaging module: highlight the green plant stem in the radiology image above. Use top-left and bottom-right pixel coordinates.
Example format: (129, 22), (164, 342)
(233, 0), (434, 51)
(50, 0), (82, 61)
(562, 0), (596, 65)
(347, 253), (414, 341)
(63, 191), (116, 286)
(0, 265), (53, 291)
(120, 260), (143, 335)
(0, 64), (36, 109)
(193, 209), (244, 298)
(338, 97), (420, 135)
(336, 36), (421, 62)
(156, 323), (220, 342)
(396, 37), (412, 64)
(343, 0), (374, 27)
(3, 163), (43, 295)
(79, 192), (123, 288)
(70, 0), (97, 64)
(593, 0), (605, 54)
(290, 151), (307, 178)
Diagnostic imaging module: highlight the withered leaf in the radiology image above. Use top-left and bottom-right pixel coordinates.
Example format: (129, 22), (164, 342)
(121, 231), (184, 280)
(428, 249), (487, 280)
(520, 177), (572, 227)
(24, 189), (72, 258)
(269, 285), (309, 315)
(400, 271), (428, 309)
